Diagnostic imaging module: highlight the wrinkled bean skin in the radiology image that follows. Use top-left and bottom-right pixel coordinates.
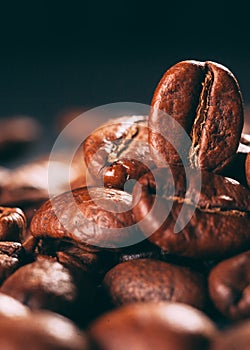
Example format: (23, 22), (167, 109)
(84, 115), (155, 189)
(103, 258), (207, 310)
(208, 250), (250, 320)
(132, 167), (250, 258)
(0, 206), (26, 241)
(0, 242), (24, 284)
(149, 60), (243, 171)
(34, 237), (115, 276)
(30, 186), (143, 250)
(88, 302), (217, 350)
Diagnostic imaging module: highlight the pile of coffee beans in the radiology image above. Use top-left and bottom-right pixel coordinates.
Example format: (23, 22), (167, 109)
(0, 60), (250, 349)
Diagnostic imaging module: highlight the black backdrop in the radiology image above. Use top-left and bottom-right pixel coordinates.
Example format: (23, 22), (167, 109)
(0, 1), (250, 127)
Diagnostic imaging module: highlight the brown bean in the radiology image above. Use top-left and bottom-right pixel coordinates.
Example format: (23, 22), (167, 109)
(84, 115), (155, 189)
(132, 167), (250, 258)
(88, 302), (217, 350)
(208, 250), (250, 320)
(149, 60), (243, 171)
(103, 258), (207, 310)
(30, 186), (143, 250)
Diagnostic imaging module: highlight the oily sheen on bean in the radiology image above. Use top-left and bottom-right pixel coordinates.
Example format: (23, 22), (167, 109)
(209, 250), (250, 320)
(30, 186), (143, 250)
(132, 166), (250, 258)
(83, 115), (155, 189)
(149, 60), (243, 171)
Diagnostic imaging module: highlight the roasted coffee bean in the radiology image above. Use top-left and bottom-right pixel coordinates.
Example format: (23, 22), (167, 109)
(149, 60), (243, 171)
(103, 258), (207, 309)
(0, 255), (96, 324)
(211, 319), (250, 350)
(0, 153), (87, 209)
(88, 302), (217, 350)
(0, 242), (24, 284)
(56, 245), (116, 281)
(208, 250), (250, 320)
(132, 167), (250, 258)
(0, 161), (50, 222)
(0, 206), (26, 241)
(0, 292), (29, 317)
(30, 186), (143, 250)
(84, 115), (155, 189)
(0, 241), (24, 257)
(0, 311), (90, 350)
(117, 240), (214, 274)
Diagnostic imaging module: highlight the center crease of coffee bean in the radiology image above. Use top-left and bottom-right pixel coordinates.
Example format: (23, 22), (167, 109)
(160, 195), (248, 217)
(189, 66), (213, 168)
(107, 124), (139, 164)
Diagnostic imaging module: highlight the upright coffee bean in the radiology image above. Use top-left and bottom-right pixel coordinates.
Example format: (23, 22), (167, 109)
(149, 60), (243, 171)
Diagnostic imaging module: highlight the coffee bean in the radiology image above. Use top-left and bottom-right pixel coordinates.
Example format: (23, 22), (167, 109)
(0, 206), (26, 242)
(0, 241), (24, 257)
(0, 59), (248, 337)
(149, 60), (243, 171)
(211, 319), (250, 350)
(0, 292), (29, 317)
(103, 258), (207, 310)
(0, 152), (88, 209)
(30, 186), (144, 250)
(56, 243), (116, 282)
(32, 237), (108, 276)
(0, 310), (89, 350)
(84, 115), (155, 189)
(208, 250), (250, 320)
(0, 242), (24, 284)
(132, 167), (250, 258)
(88, 302), (217, 350)
(0, 255), (96, 324)
(117, 239), (214, 274)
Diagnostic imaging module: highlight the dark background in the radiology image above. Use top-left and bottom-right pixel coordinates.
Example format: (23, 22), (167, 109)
(0, 0), (250, 144)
